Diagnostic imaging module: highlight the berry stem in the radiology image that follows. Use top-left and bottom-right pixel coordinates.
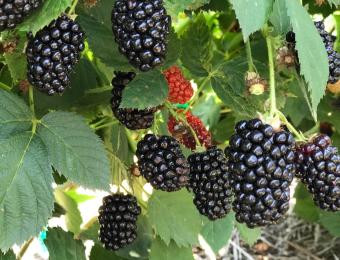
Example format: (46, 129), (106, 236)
(93, 121), (117, 131)
(246, 40), (256, 72)
(276, 110), (306, 141)
(68, 0), (79, 15)
(18, 237), (34, 259)
(304, 123), (320, 137)
(0, 82), (11, 91)
(125, 129), (137, 153)
(184, 76), (211, 113)
(266, 35), (277, 117)
(28, 85), (35, 118)
(294, 71), (317, 122)
(165, 102), (202, 148)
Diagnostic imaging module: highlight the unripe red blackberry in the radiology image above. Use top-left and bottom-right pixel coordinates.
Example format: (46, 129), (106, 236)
(163, 66), (194, 104)
(188, 147), (233, 220)
(0, 0), (42, 31)
(296, 135), (340, 211)
(26, 15), (85, 95)
(286, 21), (340, 84)
(111, 0), (171, 72)
(111, 71), (158, 130)
(225, 119), (296, 228)
(136, 134), (190, 192)
(98, 194), (141, 251)
(168, 111), (212, 150)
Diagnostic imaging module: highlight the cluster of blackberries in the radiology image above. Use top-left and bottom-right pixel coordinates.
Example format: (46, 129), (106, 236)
(26, 15), (85, 95)
(111, 0), (171, 72)
(136, 134), (190, 192)
(286, 21), (340, 84)
(0, 0), (42, 31)
(188, 148), (233, 220)
(98, 194), (141, 251)
(296, 135), (340, 211)
(225, 119), (296, 228)
(111, 71), (158, 130)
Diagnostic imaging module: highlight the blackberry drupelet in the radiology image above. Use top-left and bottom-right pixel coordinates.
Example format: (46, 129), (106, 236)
(188, 147), (233, 220)
(111, 0), (171, 71)
(225, 119), (296, 228)
(98, 194), (141, 251)
(136, 134), (190, 191)
(26, 15), (85, 95)
(111, 71), (158, 130)
(0, 0), (42, 31)
(296, 135), (340, 211)
(286, 21), (340, 84)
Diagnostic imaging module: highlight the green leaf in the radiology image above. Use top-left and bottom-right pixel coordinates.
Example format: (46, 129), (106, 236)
(37, 111), (110, 191)
(236, 223), (261, 245)
(269, 0), (290, 35)
(0, 133), (54, 251)
(120, 70), (168, 109)
(111, 124), (130, 163)
(201, 213), (234, 253)
(327, 0), (340, 6)
(230, 0), (274, 41)
(77, 219), (100, 244)
(181, 14), (213, 77)
(90, 244), (124, 260)
(285, 0), (329, 116)
(76, 11), (130, 70)
(65, 189), (94, 204)
(55, 188), (82, 235)
(116, 216), (153, 260)
(46, 228), (86, 260)
(162, 30), (182, 69)
(148, 190), (202, 247)
(149, 237), (194, 260)
(192, 96), (221, 129)
(0, 250), (16, 260)
(165, 0), (209, 19)
(18, 0), (72, 34)
(294, 183), (320, 222)
(0, 89), (32, 140)
(319, 211), (340, 237)
(3, 32), (27, 82)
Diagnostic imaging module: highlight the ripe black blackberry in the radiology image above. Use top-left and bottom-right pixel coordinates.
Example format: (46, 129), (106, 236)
(26, 15), (85, 95)
(225, 119), (296, 228)
(188, 147), (233, 220)
(286, 21), (340, 84)
(98, 194), (141, 251)
(296, 135), (340, 211)
(111, 0), (171, 72)
(111, 71), (158, 130)
(136, 134), (190, 192)
(0, 0), (42, 31)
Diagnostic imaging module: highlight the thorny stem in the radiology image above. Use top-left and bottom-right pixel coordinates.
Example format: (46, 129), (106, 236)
(245, 40), (256, 72)
(0, 82), (11, 91)
(68, 0), (79, 15)
(266, 35), (277, 117)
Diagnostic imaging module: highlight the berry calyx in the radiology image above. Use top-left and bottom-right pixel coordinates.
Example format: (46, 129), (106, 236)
(98, 194), (141, 251)
(167, 111), (212, 150)
(136, 134), (190, 192)
(163, 66), (194, 104)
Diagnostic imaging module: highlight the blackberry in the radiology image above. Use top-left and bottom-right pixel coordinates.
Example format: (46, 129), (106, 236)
(286, 21), (340, 84)
(111, 71), (158, 130)
(98, 194), (141, 251)
(111, 0), (171, 72)
(0, 0), (42, 31)
(188, 147), (233, 220)
(136, 134), (190, 191)
(26, 15), (85, 95)
(225, 119), (296, 228)
(296, 135), (340, 211)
